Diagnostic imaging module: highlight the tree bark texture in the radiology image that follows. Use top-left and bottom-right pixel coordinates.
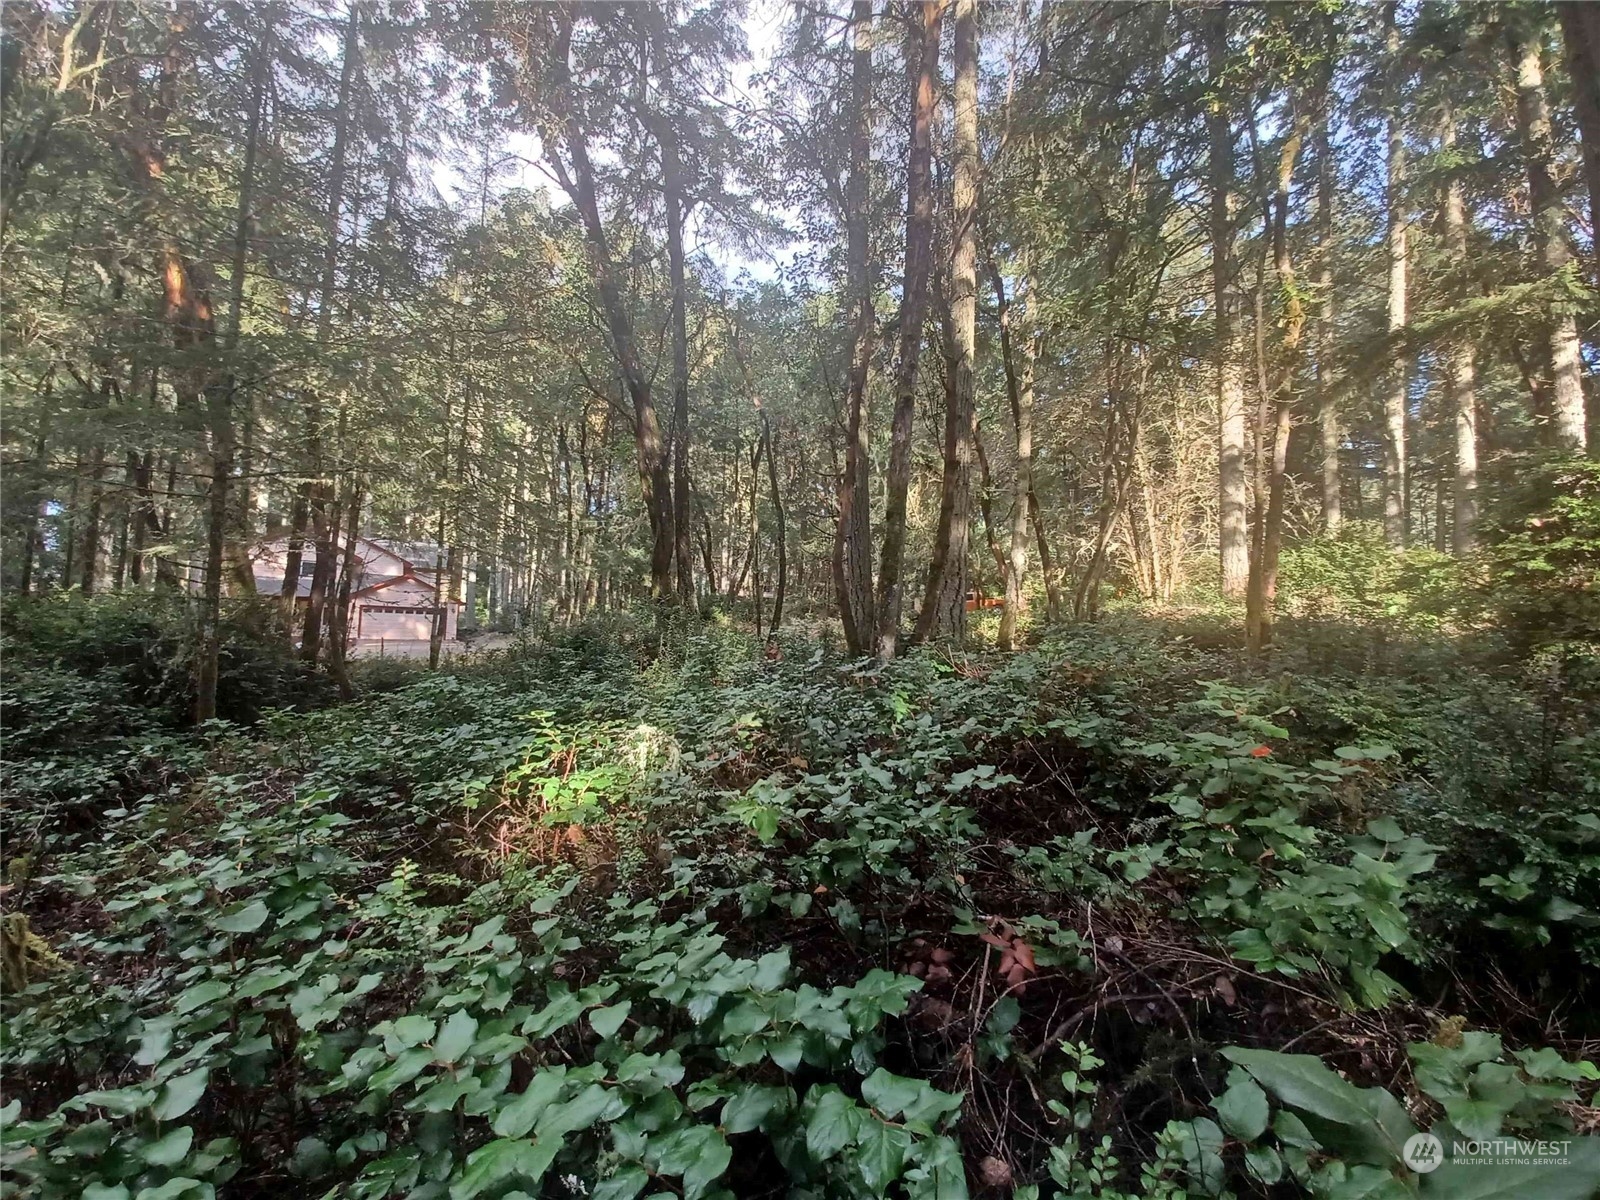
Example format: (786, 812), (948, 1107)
(873, 0), (945, 659)
(1383, 4), (1409, 547)
(1207, 7), (1249, 596)
(835, 0), (877, 656)
(1513, 20), (1588, 452)
(915, 0), (977, 645)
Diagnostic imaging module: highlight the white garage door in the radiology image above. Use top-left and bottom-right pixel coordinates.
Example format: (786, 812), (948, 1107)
(359, 606), (438, 640)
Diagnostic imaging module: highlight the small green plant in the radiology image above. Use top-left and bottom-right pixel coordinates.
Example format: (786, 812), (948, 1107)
(1208, 1032), (1600, 1198)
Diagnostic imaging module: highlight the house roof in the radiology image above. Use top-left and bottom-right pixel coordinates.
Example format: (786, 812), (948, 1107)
(367, 539), (449, 572)
(353, 572), (462, 606)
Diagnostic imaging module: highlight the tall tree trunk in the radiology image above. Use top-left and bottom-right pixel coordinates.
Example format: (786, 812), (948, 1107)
(1512, 18), (1588, 452)
(654, 46), (694, 603)
(873, 0), (945, 659)
(222, 4), (272, 596)
(915, 0), (978, 645)
(1074, 372), (1124, 620)
(1247, 112), (1307, 652)
(300, 482), (338, 667)
(280, 483), (310, 624)
(1315, 54), (1341, 533)
(548, 13), (673, 599)
(1207, 7), (1249, 596)
(194, 393), (231, 722)
(970, 410), (1009, 583)
(1028, 489), (1063, 622)
(1383, 3), (1409, 547)
(79, 437), (106, 593)
(1132, 430), (1164, 601)
(327, 482), (361, 700)
(197, 7), (274, 721)
(993, 264), (1038, 650)
(700, 512), (719, 595)
(129, 3), (225, 698)
(762, 412), (786, 636)
(429, 503), (448, 670)
(129, 450), (155, 587)
(835, 0), (877, 656)
(1558, 3), (1600, 284)
(1441, 111), (1479, 552)
(300, 0), (360, 666)
(17, 430), (49, 595)
(749, 439), (764, 638)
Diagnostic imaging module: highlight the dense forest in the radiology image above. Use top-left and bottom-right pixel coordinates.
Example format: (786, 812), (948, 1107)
(2, 0), (1599, 1197)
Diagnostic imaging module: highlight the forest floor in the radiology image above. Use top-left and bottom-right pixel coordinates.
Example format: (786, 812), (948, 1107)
(3, 605), (1599, 1199)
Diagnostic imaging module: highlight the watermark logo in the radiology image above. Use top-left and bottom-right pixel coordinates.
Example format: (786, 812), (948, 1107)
(1451, 1138), (1573, 1168)
(1400, 1133), (1575, 1174)
(1403, 1132), (1444, 1174)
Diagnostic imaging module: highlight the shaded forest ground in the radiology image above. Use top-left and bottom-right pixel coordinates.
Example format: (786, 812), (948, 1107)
(3, 541), (1600, 1197)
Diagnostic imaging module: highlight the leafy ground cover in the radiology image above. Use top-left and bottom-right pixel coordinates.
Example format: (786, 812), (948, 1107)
(3, 608), (1600, 1199)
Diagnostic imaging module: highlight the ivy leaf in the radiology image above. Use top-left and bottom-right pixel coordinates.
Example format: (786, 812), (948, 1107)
(1172, 1117), (1227, 1196)
(906, 1135), (967, 1200)
(862, 1069), (962, 1126)
(590, 1166), (649, 1200)
(215, 900), (270, 934)
(1223, 1048), (1377, 1127)
(492, 1069), (567, 1139)
(1441, 1096), (1513, 1141)
(175, 980), (230, 1015)
(151, 1069), (210, 1121)
(1215, 1079), (1270, 1141)
(523, 992), (585, 1038)
(648, 1124), (731, 1199)
(589, 1002), (631, 1040)
(804, 1087), (861, 1160)
(134, 1019), (176, 1067)
(368, 1047), (433, 1095)
(1244, 1145), (1283, 1185)
(1367, 817), (1406, 842)
(855, 1118), (912, 1196)
(1224, 1049), (1415, 1168)
(720, 998), (769, 1038)
(768, 1033), (805, 1073)
(433, 1009), (479, 1064)
(132, 1180), (209, 1200)
(861, 1069), (923, 1119)
(390, 1015), (437, 1049)
(535, 1082), (619, 1140)
(449, 1137), (558, 1200)
(1366, 905), (1409, 949)
(752, 948), (791, 991)
(721, 1083), (790, 1134)
(235, 967), (298, 1000)
(141, 1125), (194, 1167)
(1316, 1162), (1402, 1199)
(72, 1088), (153, 1116)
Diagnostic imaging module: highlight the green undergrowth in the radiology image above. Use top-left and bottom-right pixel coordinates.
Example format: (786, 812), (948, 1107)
(3, 616), (1600, 1199)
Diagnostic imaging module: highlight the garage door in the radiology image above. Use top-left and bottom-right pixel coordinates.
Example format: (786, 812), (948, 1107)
(359, 606), (438, 640)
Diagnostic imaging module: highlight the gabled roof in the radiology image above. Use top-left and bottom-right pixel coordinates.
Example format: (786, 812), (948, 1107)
(253, 533), (412, 572)
(353, 571), (460, 604)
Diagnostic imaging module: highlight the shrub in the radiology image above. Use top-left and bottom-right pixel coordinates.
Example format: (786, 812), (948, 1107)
(349, 654), (426, 695)
(0, 590), (330, 726)
(1478, 454), (1600, 648)
(1277, 523), (1462, 628)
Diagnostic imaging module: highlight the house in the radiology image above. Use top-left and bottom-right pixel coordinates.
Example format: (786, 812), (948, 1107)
(252, 535), (463, 642)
